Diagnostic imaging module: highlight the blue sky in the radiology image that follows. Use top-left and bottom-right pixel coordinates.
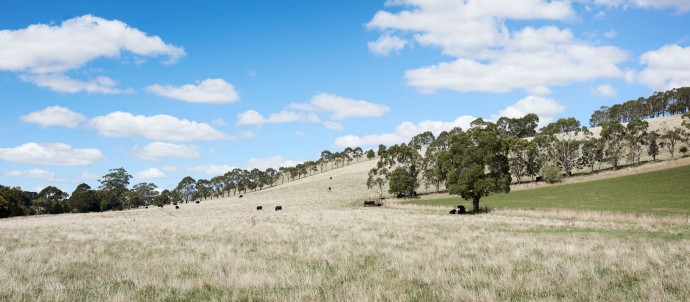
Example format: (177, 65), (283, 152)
(1, 0), (689, 192)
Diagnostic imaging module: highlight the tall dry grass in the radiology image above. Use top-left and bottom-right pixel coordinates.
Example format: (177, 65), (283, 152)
(1, 159), (689, 301)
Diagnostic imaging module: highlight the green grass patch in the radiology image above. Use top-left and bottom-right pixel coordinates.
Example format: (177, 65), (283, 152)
(405, 164), (690, 215)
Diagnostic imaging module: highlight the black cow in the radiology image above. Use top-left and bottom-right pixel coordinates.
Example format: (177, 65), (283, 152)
(328, 187), (331, 192)
(275, 206), (282, 211)
(396, 193), (406, 199)
(145, 206), (148, 209)
(412, 191), (417, 197)
(158, 204), (164, 208)
(535, 176), (543, 182)
(449, 209), (457, 214)
(330, 177), (332, 180)
(457, 205), (466, 214)
(195, 201), (200, 204)
(257, 206), (263, 211)
(175, 205), (180, 210)
(239, 195), (243, 198)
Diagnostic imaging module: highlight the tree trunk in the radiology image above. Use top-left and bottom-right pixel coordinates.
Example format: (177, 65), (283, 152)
(472, 196), (480, 214)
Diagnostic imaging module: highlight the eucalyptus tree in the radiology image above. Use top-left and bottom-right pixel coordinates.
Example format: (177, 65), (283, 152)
(442, 119), (511, 213)
(366, 149), (376, 160)
(578, 135), (604, 173)
(660, 126), (684, 159)
(68, 183), (99, 213)
(367, 162), (389, 199)
(98, 167), (132, 210)
(34, 186), (69, 214)
(175, 176), (197, 203)
(211, 175), (226, 198)
(409, 131), (435, 150)
(535, 118), (584, 177)
(196, 179), (213, 200)
(625, 120), (649, 165)
(132, 182), (158, 207)
(601, 121), (627, 170)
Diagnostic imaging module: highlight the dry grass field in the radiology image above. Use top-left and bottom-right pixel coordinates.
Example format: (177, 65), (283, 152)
(2, 156), (690, 301)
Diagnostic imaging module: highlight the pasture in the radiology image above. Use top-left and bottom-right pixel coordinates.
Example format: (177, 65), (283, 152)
(1, 160), (690, 301)
(404, 160), (690, 215)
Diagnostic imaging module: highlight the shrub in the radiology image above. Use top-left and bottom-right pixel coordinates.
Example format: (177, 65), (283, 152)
(542, 165), (562, 183)
(680, 146), (688, 157)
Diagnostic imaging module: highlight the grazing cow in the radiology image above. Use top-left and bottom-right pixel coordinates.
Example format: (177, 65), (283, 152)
(239, 195), (243, 198)
(275, 206), (282, 211)
(330, 177), (332, 180)
(257, 206), (263, 211)
(145, 206), (148, 209)
(535, 176), (543, 182)
(158, 204), (164, 208)
(328, 187), (331, 192)
(396, 193), (406, 199)
(457, 205), (466, 214)
(195, 201), (200, 204)
(449, 209), (457, 214)
(364, 200), (375, 207)
(412, 191), (417, 197)
(175, 205), (180, 210)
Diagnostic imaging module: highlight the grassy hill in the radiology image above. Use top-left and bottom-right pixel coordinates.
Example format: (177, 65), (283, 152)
(1, 159), (689, 301)
(404, 163), (690, 215)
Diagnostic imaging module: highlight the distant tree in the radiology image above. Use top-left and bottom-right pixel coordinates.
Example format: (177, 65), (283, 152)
(542, 165), (562, 183)
(196, 179), (212, 200)
(660, 126), (684, 159)
(388, 167), (416, 196)
(366, 149), (376, 160)
(98, 168), (132, 211)
(625, 120), (649, 165)
(536, 117), (584, 177)
(0, 185), (32, 217)
(176, 176), (197, 203)
(0, 195), (8, 218)
(578, 136), (604, 173)
(680, 146), (689, 157)
(442, 119), (511, 213)
(131, 182), (158, 207)
(497, 113), (539, 138)
(409, 131), (435, 150)
(646, 131), (661, 161)
(34, 186), (69, 214)
(507, 137), (534, 184)
(154, 189), (171, 206)
(367, 164), (389, 198)
(601, 121), (627, 170)
(68, 183), (99, 213)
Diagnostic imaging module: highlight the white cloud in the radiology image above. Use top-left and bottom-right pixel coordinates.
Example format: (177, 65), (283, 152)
(19, 74), (128, 94)
(89, 111), (229, 142)
(236, 110), (320, 126)
(235, 131), (256, 139)
(591, 84), (618, 97)
(162, 166), (177, 172)
(636, 44), (690, 91)
(78, 172), (101, 180)
(367, 2), (628, 93)
(290, 93), (390, 120)
(146, 79), (239, 104)
(0, 14), (184, 74)
(491, 96), (566, 127)
(213, 118), (228, 126)
(245, 156), (299, 170)
(21, 106), (86, 128)
(594, 0), (690, 12)
(335, 115), (476, 148)
(295, 131), (306, 137)
(324, 121), (344, 131)
(0, 142), (104, 166)
(368, 35), (407, 55)
(134, 167), (166, 179)
(6, 169), (55, 180)
(133, 142), (201, 160)
(186, 165), (235, 175)
(603, 29), (617, 39)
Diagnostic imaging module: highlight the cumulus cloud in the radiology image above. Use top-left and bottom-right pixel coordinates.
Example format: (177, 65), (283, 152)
(0, 15), (184, 93)
(334, 116), (477, 148)
(0, 142), (104, 166)
(290, 93), (390, 121)
(146, 79), (239, 104)
(324, 121), (344, 131)
(21, 106), (86, 128)
(78, 172), (101, 180)
(368, 35), (407, 55)
(0, 14), (184, 73)
(89, 111), (229, 142)
(236, 110), (320, 126)
(591, 84), (618, 97)
(491, 96), (566, 127)
(594, 0), (690, 12)
(236, 131), (256, 139)
(635, 44), (690, 90)
(134, 167), (166, 179)
(133, 142), (201, 160)
(186, 165), (235, 175)
(6, 169), (56, 180)
(245, 156), (299, 170)
(367, 1), (628, 93)
(19, 74), (128, 94)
